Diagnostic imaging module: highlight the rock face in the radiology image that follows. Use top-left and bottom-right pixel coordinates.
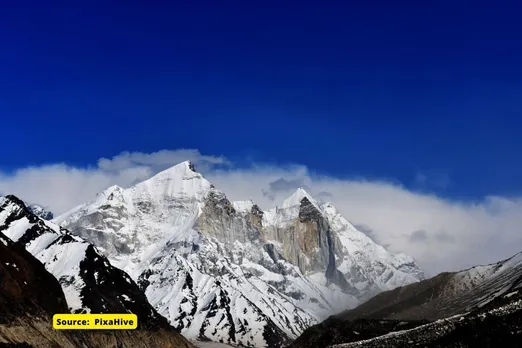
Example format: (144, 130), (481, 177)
(291, 249), (522, 348)
(263, 190), (424, 301)
(0, 195), (193, 348)
(262, 193), (339, 277)
(54, 161), (424, 347)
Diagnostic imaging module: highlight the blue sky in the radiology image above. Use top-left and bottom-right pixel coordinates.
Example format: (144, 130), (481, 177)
(1, 1), (522, 201)
(2, 1), (522, 273)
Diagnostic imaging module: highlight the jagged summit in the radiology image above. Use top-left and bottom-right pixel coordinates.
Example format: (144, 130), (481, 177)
(1, 194), (25, 208)
(103, 184), (124, 194)
(0, 195), (53, 220)
(26, 203), (54, 220)
(280, 187), (318, 209)
(140, 160), (203, 183)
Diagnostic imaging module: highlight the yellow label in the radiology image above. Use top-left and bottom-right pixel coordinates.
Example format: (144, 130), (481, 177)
(53, 314), (138, 330)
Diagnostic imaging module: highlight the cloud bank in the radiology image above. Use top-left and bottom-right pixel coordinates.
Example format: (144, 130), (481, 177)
(1, 148), (522, 276)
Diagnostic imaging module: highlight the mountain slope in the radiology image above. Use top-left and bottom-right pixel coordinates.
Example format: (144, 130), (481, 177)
(331, 289), (522, 348)
(0, 229), (193, 348)
(0, 195), (193, 347)
(290, 249), (522, 347)
(55, 161), (424, 347)
(339, 250), (522, 321)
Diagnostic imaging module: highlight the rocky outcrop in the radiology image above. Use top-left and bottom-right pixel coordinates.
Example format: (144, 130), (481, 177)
(262, 195), (344, 288)
(0, 231), (68, 323)
(262, 189), (422, 300)
(197, 191), (262, 243)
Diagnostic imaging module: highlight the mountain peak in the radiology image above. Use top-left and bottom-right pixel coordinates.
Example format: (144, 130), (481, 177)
(140, 161), (204, 185)
(232, 200), (255, 213)
(27, 203), (54, 220)
(132, 160), (212, 201)
(1, 194), (26, 209)
(102, 185), (124, 196)
(0, 196), (53, 220)
(280, 187), (319, 210)
(187, 160), (196, 172)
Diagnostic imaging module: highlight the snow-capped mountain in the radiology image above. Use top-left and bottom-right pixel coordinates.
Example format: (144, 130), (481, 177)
(54, 161), (424, 347)
(26, 203), (54, 220)
(0, 195), (193, 341)
(0, 195), (53, 220)
(263, 189), (423, 300)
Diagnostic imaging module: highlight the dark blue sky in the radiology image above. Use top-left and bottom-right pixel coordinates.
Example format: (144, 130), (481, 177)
(1, 1), (521, 200)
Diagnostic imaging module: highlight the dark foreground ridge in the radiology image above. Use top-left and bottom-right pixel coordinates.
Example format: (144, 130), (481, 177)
(291, 291), (522, 347)
(289, 250), (522, 348)
(330, 290), (522, 348)
(287, 318), (429, 348)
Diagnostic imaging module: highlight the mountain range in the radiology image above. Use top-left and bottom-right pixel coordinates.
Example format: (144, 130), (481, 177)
(3, 160), (520, 348)
(0, 161), (423, 347)
(49, 160), (423, 347)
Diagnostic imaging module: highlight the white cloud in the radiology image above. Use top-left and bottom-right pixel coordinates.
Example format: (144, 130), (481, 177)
(0, 149), (228, 214)
(1, 149), (522, 277)
(97, 149), (230, 173)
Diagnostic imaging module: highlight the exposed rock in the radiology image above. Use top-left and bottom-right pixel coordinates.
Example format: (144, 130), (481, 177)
(197, 191), (261, 243)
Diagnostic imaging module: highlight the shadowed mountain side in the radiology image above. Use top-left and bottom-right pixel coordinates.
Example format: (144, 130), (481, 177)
(290, 250), (522, 348)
